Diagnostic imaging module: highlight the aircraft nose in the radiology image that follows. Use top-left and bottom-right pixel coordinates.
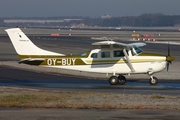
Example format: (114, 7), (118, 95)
(166, 56), (175, 62)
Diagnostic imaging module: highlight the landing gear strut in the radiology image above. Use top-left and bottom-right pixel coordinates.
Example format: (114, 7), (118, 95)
(148, 71), (158, 85)
(109, 75), (126, 85)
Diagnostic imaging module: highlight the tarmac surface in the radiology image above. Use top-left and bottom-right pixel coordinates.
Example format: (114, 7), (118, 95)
(0, 66), (180, 96)
(0, 30), (180, 119)
(0, 109), (180, 120)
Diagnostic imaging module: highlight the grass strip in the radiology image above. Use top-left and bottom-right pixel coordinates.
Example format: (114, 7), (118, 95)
(0, 87), (179, 110)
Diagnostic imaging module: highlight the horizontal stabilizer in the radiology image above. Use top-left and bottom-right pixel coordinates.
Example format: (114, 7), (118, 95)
(19, 58), (45, 65)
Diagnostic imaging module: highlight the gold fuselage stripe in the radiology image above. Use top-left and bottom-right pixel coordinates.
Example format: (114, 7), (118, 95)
(18, 52), (166, 66)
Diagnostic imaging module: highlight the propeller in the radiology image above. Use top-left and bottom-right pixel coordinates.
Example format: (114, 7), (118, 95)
(166, 42), (174, 71)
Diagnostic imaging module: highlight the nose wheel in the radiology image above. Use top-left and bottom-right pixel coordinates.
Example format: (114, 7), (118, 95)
(109, 75), (126, 85)
(149, 76), (158, 85)
(148, 71), (158, 85)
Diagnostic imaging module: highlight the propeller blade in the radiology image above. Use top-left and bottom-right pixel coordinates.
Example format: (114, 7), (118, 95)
(166, 42), (174, 72)
(167, 62), (169, 72)
(168, 42), (170, 56)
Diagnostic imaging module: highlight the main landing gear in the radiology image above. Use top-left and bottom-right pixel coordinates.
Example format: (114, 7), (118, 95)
(109, 75), (126, 85)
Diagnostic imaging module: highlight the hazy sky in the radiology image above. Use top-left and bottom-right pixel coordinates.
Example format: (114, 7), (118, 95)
(1, 0), (180, 17)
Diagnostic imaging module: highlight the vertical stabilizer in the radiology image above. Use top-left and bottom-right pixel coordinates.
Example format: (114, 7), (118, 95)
(5, 28), (64, 56)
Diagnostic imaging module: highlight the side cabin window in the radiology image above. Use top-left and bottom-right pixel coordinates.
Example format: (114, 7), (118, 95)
(91, 53), (98, 58)
(114, 50), (124, 57)
(101, 51), (110, 58)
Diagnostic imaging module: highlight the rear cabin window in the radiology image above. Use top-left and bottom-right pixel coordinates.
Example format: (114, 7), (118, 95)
(91, 53), (98, 58)
(101, 52), (110, 58)
(114, 50), (124, 57)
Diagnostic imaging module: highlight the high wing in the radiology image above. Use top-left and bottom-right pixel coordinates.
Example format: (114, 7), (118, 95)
(92, 41), (146, 49)
(92, 41), (146, 72)
(92, 41), (129, 49)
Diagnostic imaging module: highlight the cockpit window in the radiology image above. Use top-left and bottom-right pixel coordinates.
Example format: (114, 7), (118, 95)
(133, 46), (144, 55)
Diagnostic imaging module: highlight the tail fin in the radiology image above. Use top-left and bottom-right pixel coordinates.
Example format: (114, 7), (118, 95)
(5, 28), (64, 56)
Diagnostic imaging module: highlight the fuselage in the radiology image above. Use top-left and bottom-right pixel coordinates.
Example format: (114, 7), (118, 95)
(18, 48), (168, 75)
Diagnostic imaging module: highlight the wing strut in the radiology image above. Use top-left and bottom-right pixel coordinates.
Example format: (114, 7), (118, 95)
(123, 49), (135, 72)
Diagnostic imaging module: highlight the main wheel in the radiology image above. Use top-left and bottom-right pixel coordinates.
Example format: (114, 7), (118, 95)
(109, 76), (118, 85)
(149, 76), (158, 85)
(118, 75), (126, 85)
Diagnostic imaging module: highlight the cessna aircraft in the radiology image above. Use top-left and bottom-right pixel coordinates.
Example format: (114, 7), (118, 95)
(5, 28), (174, 85)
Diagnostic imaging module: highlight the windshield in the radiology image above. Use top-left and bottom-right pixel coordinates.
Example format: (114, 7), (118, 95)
(133, 46), (144, 55)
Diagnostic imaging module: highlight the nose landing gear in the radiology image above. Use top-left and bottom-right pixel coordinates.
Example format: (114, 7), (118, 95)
(148, 70), (158, 85)
(149, 76), (158, 85)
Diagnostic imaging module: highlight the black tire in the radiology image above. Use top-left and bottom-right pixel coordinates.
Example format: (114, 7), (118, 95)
(109, 76), (118, 85)
(118, 75), (126, 85)
(149, 77), (158, 85)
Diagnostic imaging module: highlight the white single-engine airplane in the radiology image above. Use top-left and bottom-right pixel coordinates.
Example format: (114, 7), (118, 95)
(5, 28), (174, 85)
